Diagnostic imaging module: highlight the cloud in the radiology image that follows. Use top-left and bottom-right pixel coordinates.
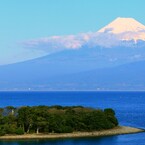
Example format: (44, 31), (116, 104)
(117, 31), (145, 43)
(22, 31), (123, 53)
(88, 32), (120, 48)
(139, 30), (145, 33)
(23, 30), (145, 53)
(22, 33), (91, 53)
(22, 33), (95, 53)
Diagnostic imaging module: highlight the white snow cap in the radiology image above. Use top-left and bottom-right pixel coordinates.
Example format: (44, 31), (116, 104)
(99, 17), (145, 34)
(98, 17), (145, 41)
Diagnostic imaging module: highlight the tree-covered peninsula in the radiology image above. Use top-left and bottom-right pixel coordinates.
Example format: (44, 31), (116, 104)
(0, 106), (118, 136)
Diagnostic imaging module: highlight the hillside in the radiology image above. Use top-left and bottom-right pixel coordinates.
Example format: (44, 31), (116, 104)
(0, 58), (145, 90)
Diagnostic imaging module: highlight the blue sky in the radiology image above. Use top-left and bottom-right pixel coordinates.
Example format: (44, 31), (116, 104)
(0, 0), (145, 64)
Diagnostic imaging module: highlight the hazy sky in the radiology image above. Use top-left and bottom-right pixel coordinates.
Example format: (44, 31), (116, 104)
(0, 0), (145, 64)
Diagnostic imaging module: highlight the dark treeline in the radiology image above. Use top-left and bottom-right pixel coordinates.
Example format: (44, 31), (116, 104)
(0, 105), (118, 136)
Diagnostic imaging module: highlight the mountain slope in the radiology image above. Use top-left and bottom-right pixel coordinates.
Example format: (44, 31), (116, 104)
(0, 44), (145, 78)
(0, 58), (145, 90)
(46, 60), (145, 90)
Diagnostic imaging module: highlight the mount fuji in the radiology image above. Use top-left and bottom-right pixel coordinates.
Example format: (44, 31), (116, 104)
(0, 17), (145, 90)
(24, 17), (145, 50)
(98, 17), (145, 42)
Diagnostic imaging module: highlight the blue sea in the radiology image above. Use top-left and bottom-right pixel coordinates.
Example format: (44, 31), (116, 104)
(0, 91), (145, 145)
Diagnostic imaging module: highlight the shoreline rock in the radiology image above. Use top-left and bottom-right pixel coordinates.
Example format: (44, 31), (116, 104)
(0, 126), (144, 140)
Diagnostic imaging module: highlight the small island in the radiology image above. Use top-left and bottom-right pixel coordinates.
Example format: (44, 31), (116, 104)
(0, 105), (144, 140)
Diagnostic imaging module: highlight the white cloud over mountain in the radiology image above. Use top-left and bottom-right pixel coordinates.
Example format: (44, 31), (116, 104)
(22, 33), (89, 53)
(22, 17), (145, 53)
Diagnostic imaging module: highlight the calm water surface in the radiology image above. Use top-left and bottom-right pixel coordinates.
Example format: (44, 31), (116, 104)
(0, 91), (145, 145)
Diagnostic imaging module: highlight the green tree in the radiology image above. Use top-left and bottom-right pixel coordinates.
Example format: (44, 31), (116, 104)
(104, 108), (118, 126)
(17, 106), (33, 133)
(31, 107), (49, 134)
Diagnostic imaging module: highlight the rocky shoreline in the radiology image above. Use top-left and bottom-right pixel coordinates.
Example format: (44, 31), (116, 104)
(0, 126), (144, 140)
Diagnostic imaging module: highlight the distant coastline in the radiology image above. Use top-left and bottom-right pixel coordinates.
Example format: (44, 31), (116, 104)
(0, 126), (144, 140)
(1, 90), (145, 92)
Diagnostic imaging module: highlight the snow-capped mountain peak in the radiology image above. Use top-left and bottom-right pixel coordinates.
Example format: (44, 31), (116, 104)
(24, 17), (145, 51)
(98, 17), (145, 41)
(98, 17), (145, 34)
